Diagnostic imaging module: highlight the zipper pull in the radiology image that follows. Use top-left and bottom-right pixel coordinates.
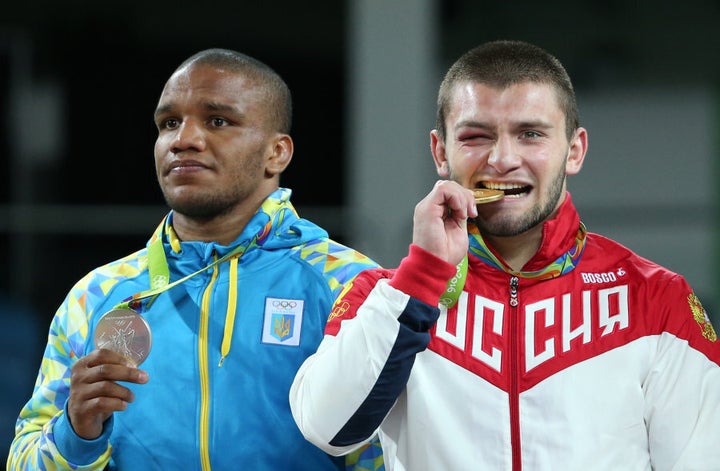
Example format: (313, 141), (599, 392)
(509, 276), (519, 307)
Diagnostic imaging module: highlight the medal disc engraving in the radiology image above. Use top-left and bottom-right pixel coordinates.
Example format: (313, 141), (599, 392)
(473, 188), (504, 204)
(94, 309), (152, 366)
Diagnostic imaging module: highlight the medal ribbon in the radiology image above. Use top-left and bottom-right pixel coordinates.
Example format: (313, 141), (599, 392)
(440, 222), (587, 308)
(114, 217), (267, 311)
(469, 222), (587, 280)
(439, 255), (468, 308)
(114, 189), (294, 313)
(101, 190), (295, 367)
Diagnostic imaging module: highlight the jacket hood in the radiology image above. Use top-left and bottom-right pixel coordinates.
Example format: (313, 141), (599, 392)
(236, 187), (328, 252)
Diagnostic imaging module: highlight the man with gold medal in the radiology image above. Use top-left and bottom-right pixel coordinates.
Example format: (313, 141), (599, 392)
(290, 40), (720, 470)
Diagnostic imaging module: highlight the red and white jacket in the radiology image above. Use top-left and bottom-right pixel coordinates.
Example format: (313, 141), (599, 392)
(290, 194), (720, 471)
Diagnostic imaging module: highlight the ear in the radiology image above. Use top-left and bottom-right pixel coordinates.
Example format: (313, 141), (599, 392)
(565, 127), (588, 176)
(430, 129), (450, 178)
(265, 134), (294, 176)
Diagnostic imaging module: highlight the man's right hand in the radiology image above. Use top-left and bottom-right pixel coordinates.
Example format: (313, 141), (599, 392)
(412, 180), (478, 267)
(68, 348), (149, 439)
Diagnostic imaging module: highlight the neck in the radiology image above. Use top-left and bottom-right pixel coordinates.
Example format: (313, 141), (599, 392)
(483, 225), (543, 272)
(171, 211), (251, 246)
(170, 185), (280, 245)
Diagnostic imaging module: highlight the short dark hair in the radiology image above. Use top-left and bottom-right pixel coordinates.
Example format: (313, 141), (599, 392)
(436, 40), (578, 140)
(178, 48), (293, 134)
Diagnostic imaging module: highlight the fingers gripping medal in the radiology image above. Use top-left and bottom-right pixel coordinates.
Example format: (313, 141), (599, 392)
(94, 309), (152, 366)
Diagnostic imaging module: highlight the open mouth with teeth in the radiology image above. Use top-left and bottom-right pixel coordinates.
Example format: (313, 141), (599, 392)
(479, 182), (531, 198)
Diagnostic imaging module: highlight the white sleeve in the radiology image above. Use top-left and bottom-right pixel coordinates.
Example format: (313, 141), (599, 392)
(645, 332), (720, 470)
(290, 280), (410, 455)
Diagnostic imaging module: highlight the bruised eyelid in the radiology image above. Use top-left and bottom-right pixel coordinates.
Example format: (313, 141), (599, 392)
(456, 128), (493, 141)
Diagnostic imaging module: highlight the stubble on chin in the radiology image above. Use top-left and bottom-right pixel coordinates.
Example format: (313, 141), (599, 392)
(475, 212), (538, 237)
(476, 183), (564, 237)
(163, 190), (236, 220)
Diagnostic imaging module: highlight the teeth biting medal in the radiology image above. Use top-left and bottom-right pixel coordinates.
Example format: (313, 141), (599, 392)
(473, 188), (504, 203)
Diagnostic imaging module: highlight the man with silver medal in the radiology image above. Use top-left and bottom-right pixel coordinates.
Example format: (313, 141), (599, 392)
(8, 49), (384, 470)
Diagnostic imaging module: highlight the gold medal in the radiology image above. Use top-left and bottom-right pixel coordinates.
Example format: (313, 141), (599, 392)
(473, 188), (504, 204)
(94, 308), (152, 366)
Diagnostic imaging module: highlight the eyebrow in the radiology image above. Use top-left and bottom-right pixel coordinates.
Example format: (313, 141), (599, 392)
(154, 100), (240, 119)
(201, 101), (238, 113)
(514, 120), (554, 130)
(453, 120), (492, 132)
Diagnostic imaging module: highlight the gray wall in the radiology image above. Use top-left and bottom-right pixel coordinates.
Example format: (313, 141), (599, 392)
(572, 86), (717, 306)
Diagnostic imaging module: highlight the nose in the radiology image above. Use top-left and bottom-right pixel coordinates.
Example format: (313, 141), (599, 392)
(170, 120), (205, 153)
(487, 135), (521, 173)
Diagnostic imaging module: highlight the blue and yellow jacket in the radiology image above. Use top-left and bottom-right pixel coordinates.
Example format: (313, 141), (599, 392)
(8, 188), (384, 470)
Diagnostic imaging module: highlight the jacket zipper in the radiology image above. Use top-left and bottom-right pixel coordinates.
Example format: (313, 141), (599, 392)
(508, 275), (522, 471)
(199, 257), (220, 471)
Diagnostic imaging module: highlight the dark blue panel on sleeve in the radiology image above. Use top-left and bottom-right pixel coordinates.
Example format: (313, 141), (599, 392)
(330, 297), (439, 446)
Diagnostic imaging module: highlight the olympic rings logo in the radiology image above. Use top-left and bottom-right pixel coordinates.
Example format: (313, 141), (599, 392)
(151, 275), (169, 289)
(272, 300), (298, 310)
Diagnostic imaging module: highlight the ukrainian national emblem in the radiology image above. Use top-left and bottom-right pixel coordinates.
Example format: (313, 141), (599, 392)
(272, 312), (294, 342)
